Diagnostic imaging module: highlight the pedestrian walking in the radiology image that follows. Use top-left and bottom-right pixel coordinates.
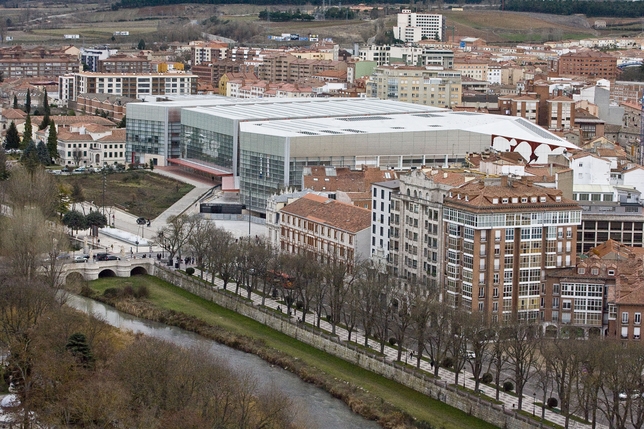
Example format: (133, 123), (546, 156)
(430, 359), (434, 369)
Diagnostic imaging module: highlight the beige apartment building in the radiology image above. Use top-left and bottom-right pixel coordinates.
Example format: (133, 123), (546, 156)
(366, 66), (462, 108)
(274, 193), (371, 265)
(453, 59), (489, 82)
(442, 177), (582, 322)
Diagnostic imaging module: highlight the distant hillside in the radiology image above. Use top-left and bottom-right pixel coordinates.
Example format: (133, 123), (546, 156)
(505, 0), (644, 18)
(112, 0), (487, 10)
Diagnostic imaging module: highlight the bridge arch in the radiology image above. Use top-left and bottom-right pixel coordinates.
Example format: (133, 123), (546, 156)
(130, 266), (148, 276)
(98, 269), (117, 278)
(65, 271), (85, 286)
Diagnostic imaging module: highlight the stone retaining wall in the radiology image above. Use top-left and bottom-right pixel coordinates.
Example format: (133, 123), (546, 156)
(155, 266), (541, 429)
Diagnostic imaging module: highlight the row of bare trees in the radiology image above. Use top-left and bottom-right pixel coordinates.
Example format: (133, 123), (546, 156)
(160, 213), (644, 429)
(0, 165), (304, 429)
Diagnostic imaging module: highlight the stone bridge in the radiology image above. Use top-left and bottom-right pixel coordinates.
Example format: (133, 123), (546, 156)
(61, 259), (157, 284)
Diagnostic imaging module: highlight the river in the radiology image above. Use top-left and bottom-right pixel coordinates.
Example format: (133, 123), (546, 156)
(66, 294), (381, 429)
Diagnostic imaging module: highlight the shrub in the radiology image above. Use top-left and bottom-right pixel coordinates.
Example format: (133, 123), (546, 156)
(388, 337), (397, 346)
(481, 372), (493, 384)
(185, 267), (195, 276)
(296, 301), (304, 310)
(103, 288), (120, 298)
(441, 356), (454, 369)
(79, 285), (94, 297)
(134, 285), (149, 299)
(122, 285), (134, 297)
(502, 381), (514, 392)
(547, 397), (558, 408)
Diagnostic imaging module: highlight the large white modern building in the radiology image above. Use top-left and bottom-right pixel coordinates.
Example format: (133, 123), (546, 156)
(394, 10), (446, 43)
(126, 97), (578, 212)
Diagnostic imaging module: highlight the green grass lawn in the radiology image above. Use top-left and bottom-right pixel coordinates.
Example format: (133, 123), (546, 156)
(59, 171), (194, 219)
(89, 275), (499, 429)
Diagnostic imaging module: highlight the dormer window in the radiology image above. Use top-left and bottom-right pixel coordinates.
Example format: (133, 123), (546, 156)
(457, 194), (461, 200)
(591, 268), (599, 275)
(521, 197), (528, 203)
(540, 197), (546, 202)
(578, 268), (586, 274)
(531, 197), (538, 203)
(512, 197), (518, 203)
(502, 198), (509, 204)
(556, 196), (562, 202)
(608, 270), (615, 276)
(492, 198), (499, 204)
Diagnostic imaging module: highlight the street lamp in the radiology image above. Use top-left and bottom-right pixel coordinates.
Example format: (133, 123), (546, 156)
(533, 392), (536, 416)
(135, 240), (139, 255)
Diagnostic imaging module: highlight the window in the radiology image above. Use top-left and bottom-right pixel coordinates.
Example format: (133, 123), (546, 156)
(636, 313), (642, 325)
(563, 300), (571, 310)
(622, 312), (629, 324)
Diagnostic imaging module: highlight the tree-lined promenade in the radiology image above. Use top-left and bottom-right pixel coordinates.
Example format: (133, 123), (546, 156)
(158, 212), (644, 429)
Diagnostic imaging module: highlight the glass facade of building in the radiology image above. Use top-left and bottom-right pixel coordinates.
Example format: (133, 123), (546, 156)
(182, 125), (234, 168)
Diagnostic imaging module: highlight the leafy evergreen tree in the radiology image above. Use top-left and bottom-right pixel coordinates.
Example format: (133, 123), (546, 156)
(86, 211), (108, 237)
(21, 115), (32, 149)
(66, 333), (94, 368)
(62, 210), (87, 235)
(36, 141), (50, 166)
(118, 115), (126, 128)
(47, 120), (58, 161)
(20, 140), (40, 172)
(39, 111), (50, 131)
(5, 121), (20, 150)
(42, 88), (50, 116)
(137, 39), (146, 50)
(25, 89), (31, 114)
(12, 94), (17, 109)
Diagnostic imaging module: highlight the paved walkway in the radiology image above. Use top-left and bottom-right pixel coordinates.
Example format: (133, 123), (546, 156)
(179, 264), (606, 429)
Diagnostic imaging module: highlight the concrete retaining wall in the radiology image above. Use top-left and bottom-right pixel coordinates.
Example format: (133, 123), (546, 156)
(155, 266), (541, 429)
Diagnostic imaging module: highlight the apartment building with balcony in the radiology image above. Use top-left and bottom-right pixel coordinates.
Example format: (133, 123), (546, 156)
(371, 179), (399, 263)
(386, 168), (480, 289)
(98, 55), (151, 74)
(0, 48), (80, 78)
(366, 66), (462, 108)
(442, 176), (582, 322)
(59, 72), (197, 103)
(557, 50), (617, 80)
(544, 239), (644, 340)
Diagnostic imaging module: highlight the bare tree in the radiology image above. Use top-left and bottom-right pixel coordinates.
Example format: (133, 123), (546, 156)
(355, 263), (383, 348)
(325, 258), (354, 333)
(186, 216), (213, 278)
(409, 286), (434, 369)
(505, 321), (541, 410)
(541, 335), (588, 427)
(156, 214), (197, 263)
(1, 208), (59, 280)
(391, 284), (414, 362)
(4, 166), (59, 218)
(489, 325), (511, 401)
(463, 312), (493, 393)
(426, 302), (453, 378)
(341, 277), (360, 342)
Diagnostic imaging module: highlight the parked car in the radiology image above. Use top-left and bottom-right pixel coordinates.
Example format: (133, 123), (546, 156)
(95, 252), (109, 261)
(73, 167), (87, 174)
(618, 390), (642, 400)
(105, 255), (120, 261)
(73, 255), (89, 263)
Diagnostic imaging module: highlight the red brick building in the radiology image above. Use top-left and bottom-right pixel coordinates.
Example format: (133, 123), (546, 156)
(557, 51), (617, 80)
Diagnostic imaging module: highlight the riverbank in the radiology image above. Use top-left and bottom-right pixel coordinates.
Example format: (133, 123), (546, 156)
(77, 275), (499, 429)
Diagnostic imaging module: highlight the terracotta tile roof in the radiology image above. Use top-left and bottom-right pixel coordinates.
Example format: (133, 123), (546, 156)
(279, 193), (371, 233)
(83, 124), (113, 133)
(98, 129), (126, 142)
(444, 177), (579, 213)
(1, 108), (27, 120)
(303, 166), (397, 193)
(31, 115), (116, 126)
(57, 130), (92, 141)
